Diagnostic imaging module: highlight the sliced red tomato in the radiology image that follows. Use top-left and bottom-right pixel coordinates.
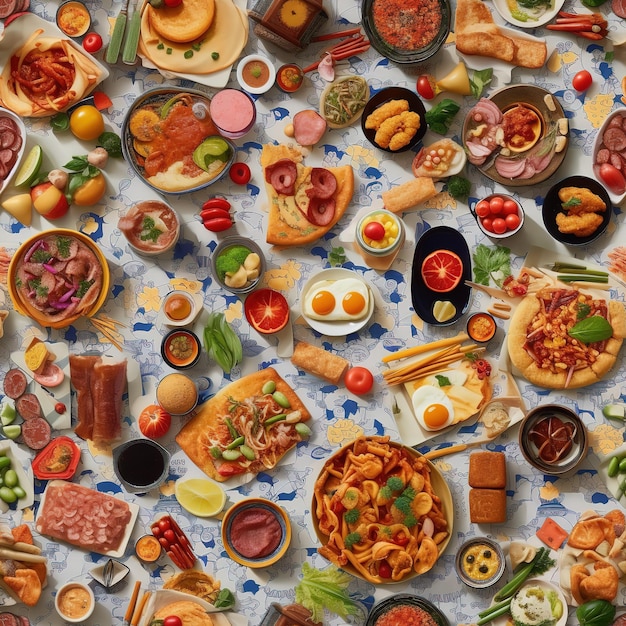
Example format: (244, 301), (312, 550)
(138, 404), (172, 439)
(92, 91), (113, 111)
(163, 617), (183, 626)
(244, 288), (290, 334)
(344, 367), (374, 395)
(420, 250), (463, 293)
(217, 461), (248, 477)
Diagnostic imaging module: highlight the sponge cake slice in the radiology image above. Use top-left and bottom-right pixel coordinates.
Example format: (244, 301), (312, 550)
(147, 0), (215, 43)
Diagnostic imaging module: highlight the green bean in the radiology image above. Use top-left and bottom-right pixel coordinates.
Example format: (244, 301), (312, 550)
(240, 445), (256, 460)
(222, 449), (242, 461)
(272, 391), (290, 408)
(0, 487), (17, 503)
(265, 414), (287, 427)
(0, 456), (11, 470)
(609, 456), (620, 477)
(477, 602), (511, 626)
(226, 436), (245, 450)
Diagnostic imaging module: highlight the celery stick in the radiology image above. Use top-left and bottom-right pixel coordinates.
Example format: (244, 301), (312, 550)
(122, 7), (141, 64)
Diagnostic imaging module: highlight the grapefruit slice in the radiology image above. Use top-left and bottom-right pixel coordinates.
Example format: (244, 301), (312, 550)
(244, 288), (290, 334)
(421, 250), (463, 293)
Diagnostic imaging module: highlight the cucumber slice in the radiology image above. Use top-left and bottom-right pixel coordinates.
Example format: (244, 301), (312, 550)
(603, 404), (626, 420)
(0, 403), (16, 426)
(2, 425), (21, 440)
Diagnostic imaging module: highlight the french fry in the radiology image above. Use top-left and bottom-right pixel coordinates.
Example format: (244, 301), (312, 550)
(382, 333), (469, 363)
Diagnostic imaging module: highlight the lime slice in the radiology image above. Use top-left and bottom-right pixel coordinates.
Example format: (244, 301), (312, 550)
(175, 477), (227, 517)
(2, 425), (21, 440)
(14, 145), (43, 188)
(193, 137), (231, 172)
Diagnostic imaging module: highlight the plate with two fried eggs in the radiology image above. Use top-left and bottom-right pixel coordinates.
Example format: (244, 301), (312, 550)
(300, 268), (375, 336)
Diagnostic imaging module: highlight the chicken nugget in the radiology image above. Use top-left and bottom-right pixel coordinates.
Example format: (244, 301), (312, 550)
(559, 187), (607, 214)
(375, 111), (421, 151)
(556, 211), (604, 237)
(365, 99), (409, 130)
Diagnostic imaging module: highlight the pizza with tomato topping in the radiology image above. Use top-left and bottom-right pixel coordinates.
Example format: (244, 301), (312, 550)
(262, 144), (354, 247)
(175, 368), (311, 482)
(507, 286), (626, 389)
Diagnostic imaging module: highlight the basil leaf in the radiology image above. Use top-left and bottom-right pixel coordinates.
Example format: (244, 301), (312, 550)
(51, 113), (70, 132)
(470, 69), (493, 99)
(568, 316), (613, 344)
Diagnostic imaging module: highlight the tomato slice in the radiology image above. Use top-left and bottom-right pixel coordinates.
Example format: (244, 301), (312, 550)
(420, 250), (463, 293)
(244, 289), (290, 334)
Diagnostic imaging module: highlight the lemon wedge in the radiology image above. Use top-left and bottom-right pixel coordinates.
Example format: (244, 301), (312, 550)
(175, 478), (226, 517)
(433, 300), (457, 323)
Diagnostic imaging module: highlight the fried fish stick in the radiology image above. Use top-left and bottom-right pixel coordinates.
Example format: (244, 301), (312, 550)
(365, 99), (409, 130)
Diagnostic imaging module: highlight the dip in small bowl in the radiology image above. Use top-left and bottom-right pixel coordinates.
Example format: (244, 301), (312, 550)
(55, 581), (95, 623)
(161, 329), (201, 370)
(455, 537), (505, 588)
(118, 200), (180, 256)
(237, 54), (276, 95)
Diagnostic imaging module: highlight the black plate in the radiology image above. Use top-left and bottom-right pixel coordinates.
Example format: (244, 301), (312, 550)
(361, 0), (451, 64)
(411, 226), (472, 326)
(366, 594), (449, 626)
(361, 87), (427, 153)
(542, 175), (612, 246)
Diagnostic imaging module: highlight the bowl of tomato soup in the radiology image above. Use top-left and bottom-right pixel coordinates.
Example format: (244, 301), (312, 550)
(237, 54), (276, 95)
(222, 498), (291, 568)
(366, 595), (449, 626)
(161, 329), (201, 370)
(117, 200), (180, 256)
(362, 0), (451, 63)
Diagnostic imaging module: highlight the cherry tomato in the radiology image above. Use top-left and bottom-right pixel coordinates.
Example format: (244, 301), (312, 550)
(72, 172), (106, 206)
(55, 402), (67, 414)
(163, 617), (183, 626)
(158, 537), (170, 549)
(344, 367), (374, 395)
(163, 529), (176, 543)
(416, 75), (436, 100)
(502, 199), (519, 215)
(70, 105), (105, 141)
(488, 195), (504, 215)
(82, 32), (103, 53)
(598, 163), (626, 195)
(505, 213), (521, 231)
(481, 217), (494, 232)
(203, 217), (233, 232)
(378, 560), (392, 579)
(200, 207), (231, 222)
(475, 200), (490, 218)
(229, 162), (251, 185)
(151, 525), (162, 537)
(138, 405), (172, 439)
(363, 221), (385, 240)
(202, 197), (231, 212)
(158, 517), (171, 532)
(492, 217), (507, 234)
(572, 70), (593, 93)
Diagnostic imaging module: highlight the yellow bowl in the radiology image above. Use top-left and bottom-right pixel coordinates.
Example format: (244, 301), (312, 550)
(311, 436), (453, 584)
(221, 498), (291, 568)
(8, 229), (110, 329)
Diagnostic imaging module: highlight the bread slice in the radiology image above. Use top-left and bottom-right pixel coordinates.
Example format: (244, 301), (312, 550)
(262, 144), (354, 247)
(456, 32), (515, 62)
(511, 37), (548, 69)
(468, 451), (506, 489)
(455, 0), (495, 32)
(469, 488), (507, 524)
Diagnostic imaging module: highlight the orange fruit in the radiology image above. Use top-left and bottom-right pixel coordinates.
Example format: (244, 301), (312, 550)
(421, 249), (463, 293)
(244, 288), (290, 334)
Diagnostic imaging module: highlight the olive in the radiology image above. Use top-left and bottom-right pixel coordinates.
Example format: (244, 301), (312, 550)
(479, 564), (489, 574)
(483, 549), (492, 558)
(465, 554), (475, 563)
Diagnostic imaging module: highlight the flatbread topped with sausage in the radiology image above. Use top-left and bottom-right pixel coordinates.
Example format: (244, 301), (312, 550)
(262, 144), (354, 246)
(175, 368), (311, 482)
(507, 286), (626, 388)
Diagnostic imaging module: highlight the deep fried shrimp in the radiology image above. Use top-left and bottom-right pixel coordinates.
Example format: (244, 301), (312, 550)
(374, 111), (421, 151)
(559, 187), (607, 214)
(556, 211), (604, 237)
(365, 99), (409, 130)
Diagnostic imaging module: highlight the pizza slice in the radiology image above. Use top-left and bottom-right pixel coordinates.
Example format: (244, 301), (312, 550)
(176, 368), (312, 482)
(262, 144), (354, 246)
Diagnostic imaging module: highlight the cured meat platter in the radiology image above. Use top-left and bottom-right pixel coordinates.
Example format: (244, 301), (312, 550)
(10, 342), (71, 430)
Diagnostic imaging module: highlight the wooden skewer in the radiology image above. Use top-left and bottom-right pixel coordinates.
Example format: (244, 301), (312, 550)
(131, 590), (151, 626)
(124, 581), (141, 624)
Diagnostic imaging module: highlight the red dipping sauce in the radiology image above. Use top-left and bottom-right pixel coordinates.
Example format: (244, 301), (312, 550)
(375, 605), (439, 626)
(230, 506), (282, 559)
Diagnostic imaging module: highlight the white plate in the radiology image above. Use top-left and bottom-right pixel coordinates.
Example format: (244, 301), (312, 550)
(591, 108), (626, 205)
(0, 13), (109, 116)
(11, 342), (71, 430)
(136, 0), (248, 89)
(492, 0), (566, 28)
(492, 579), (567, 626)
(0, 108), (25, 196)
(0, 441), (34, 513)
(36, 480), (139, 558)
(300, 268), (375, 337)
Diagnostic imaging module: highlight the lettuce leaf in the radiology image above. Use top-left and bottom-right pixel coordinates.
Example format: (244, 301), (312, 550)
(294, 563), (361, 624)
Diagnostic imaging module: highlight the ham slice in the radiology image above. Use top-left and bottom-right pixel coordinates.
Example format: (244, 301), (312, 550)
(70, 355), (127, 444)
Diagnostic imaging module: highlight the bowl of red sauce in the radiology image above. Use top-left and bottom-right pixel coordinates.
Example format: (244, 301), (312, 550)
(276, 64), (304, 93)
(366, 594), (449, 626)
(361, 0), (451, 64)
(519, 404), (588, 476)
(161, 329), (201, 370)
(222, 498), (291, 568)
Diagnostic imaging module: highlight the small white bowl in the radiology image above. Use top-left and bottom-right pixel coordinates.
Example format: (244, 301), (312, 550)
(236, 54), (276, 95)
(89, 559), (129, 588)
(55, 581), (95, 623)
(160, 290), (203, 327)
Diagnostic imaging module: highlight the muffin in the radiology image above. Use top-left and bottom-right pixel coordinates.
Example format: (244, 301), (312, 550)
(156, 373), (198, 415)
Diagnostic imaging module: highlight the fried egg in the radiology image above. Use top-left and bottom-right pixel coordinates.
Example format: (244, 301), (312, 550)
(303, 278), (370, 321)
(412, 385), (455, 431)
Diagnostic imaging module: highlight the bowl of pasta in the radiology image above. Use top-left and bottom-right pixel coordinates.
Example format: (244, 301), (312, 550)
(311, 435), (453, 584)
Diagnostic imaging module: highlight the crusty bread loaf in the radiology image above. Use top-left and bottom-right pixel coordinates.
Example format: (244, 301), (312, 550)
(469, 488), (507, 524)
(468, 451), (506, 489)
(291, 342), (350, 384)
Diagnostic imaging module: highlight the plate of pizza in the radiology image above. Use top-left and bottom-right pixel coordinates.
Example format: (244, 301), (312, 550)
(175, 368), (312, 484)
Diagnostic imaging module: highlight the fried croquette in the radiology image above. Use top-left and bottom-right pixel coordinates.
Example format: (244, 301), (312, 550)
(558, 187), (607, 214)
(556, 211), (604, 237)
(365, 99), (410, 130)
(374, 111), (421, 151)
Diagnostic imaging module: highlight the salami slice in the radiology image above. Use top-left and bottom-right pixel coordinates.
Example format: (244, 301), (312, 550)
(0, 613), (20, 626)
(15, 393), (43, 420)
(613, 0), (626, 18)
(0, 0), (17, 19)
(21, 417), (51, 450)
(32, 361), (64, 388)
(3, 368), (27, 399)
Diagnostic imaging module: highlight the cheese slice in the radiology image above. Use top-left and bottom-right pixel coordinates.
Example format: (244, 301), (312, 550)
(24, 338), (50, 374)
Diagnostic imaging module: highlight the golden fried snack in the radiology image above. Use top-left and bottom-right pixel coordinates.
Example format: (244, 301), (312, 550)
(559, 187), (607, 214)
(382, 177), (437, 213)
(568, 516), (614, 549)
(374, 111), (421, 151)
(580, 562), (619, 603)
(365, 99), (409, 130)
(556, 212), (604, 237)
(291, 342), (349, 384)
